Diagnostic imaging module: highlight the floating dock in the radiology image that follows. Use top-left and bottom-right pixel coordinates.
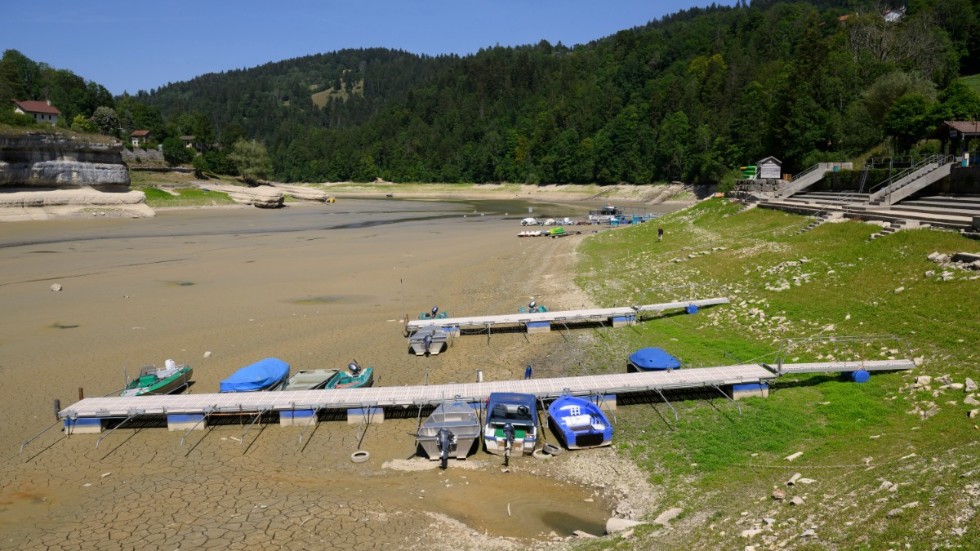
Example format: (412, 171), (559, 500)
(57, 359), (913, 433)
(405, 297), (731, 334)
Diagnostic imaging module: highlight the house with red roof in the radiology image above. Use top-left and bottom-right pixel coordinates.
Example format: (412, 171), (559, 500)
(13, 99), (61, 125)
(131, 129), (151, 148)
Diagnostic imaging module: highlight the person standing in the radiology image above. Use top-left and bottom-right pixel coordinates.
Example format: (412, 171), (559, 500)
(657, 226), (664, 242)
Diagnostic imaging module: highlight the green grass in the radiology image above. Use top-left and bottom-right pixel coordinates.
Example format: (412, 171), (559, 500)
(961, 74), (980, 97)
(576, 198), (979, 549)
(139, 186), (235, 207)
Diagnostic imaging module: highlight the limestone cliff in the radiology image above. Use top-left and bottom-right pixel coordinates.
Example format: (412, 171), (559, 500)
(0, 131), (149, 221)
(0, 132), (130, 190)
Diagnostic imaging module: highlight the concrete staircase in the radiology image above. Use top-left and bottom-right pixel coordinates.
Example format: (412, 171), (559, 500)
(776, 163), (837, 198)
(794, 211), (841, 235)
(869, 219), (918, 240)
(868, 156), (956, 206)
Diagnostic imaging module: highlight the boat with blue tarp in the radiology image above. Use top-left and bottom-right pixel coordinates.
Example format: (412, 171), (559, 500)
(627, 347), (682, 372)
(219, 357), (290, 392)
(547, 395), (613, 450)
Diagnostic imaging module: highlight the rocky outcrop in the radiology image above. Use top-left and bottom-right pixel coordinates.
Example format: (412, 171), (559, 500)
(0, 188), (153, 221)
(0, 132), (130, 190)
(267, 182), (333, 202)
(201, 183), (284, 208)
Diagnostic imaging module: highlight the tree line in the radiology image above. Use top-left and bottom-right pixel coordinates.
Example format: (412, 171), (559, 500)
(5, 1), (980, 187)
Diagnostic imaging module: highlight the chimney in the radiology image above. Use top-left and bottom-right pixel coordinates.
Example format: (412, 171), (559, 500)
(46, 99), (51, 106)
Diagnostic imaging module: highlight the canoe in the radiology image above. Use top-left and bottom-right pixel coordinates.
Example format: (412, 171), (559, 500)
(121, 360), (192, 397)
(547, 395), (613, 450)
(324, 361), (373, 389)
(416, 400), (481, 468)
(219, 357), (290, 392)
(627, 347), (682, 372)
(283, 369), (339, 390)
(483, 392), (538, 460)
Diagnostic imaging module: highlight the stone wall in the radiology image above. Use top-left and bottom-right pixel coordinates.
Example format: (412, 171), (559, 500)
(0, 132), (130, 191)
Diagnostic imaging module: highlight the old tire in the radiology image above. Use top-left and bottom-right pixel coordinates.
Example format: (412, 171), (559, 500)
(351, 450), (371, 463)
(543, 443), (563, 456)
(532, 448), (551, 460)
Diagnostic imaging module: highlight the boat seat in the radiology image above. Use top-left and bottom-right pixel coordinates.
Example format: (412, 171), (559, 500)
(562, 414), (592, 430)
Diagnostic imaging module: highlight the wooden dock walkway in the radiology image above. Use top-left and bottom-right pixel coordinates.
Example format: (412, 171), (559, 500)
(58, 359), (913, 423)
(405, 297), (731, 333)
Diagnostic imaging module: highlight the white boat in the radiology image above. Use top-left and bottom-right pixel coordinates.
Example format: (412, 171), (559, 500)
(416, 400), (481, 468)
(483, 392), (538, 464)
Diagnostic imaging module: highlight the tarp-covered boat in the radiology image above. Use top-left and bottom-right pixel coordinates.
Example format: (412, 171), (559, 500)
(417, 400), (481, 468)
(121, 359), (193, 397)
(483, 392), (538, 462)
(628, 347), (682, 372)
(547, 395), (613, 450)
(219, 357), (290, 392)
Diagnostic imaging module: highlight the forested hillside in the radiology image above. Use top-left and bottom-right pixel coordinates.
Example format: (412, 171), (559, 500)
(6, 1), (980, 186)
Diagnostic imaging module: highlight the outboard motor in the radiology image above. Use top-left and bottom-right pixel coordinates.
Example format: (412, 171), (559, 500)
(528, 299), (537, 312)
(436, 427), (454, 469)
(348, 360), (361, 375)
(423, 334), (433, 355)
(430, 306), (439, 318)
(503, 422), (516, 467)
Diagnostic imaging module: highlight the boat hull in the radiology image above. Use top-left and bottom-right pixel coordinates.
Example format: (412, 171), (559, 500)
(483, 392), (538, 456)
(417, 401), (481, 460)
(325, 367), (373, 389)
(121, 366), (193, 397)
(547, 395), (613, 450)
(284, 369), (339, 390)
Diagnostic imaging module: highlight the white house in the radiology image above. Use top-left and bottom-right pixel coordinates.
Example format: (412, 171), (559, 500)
(13, 99), (61, 125)
(131, 129), (151, 148)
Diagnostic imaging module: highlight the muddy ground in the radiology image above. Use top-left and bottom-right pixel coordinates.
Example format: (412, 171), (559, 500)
(0, 199), (659, 550)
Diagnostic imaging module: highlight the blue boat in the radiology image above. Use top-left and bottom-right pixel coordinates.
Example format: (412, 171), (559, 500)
(219, 357), (290, 392)
(627, 347), (682, 372)
(483, 392), (538, 462)
(547, 395), (613, 450)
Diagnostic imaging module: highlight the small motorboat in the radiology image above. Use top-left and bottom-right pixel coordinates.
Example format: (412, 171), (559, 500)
(282, 369), (339, 390)
(547, 395), (613, 450)
(416, 400), (481, 468)
(324, 360), (374, 389)
(483, 392), (538, 465)
(409, 327), (450, 356)
(219, 357), (290, 392)
(121, 359), (193, 397)
(418, 305), (448, 320)
(627, 347), (682, 372)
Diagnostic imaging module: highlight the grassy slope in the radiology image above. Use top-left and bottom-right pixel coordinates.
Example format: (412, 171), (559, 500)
(961, 74), (980, 98)
(575, 199), (979, 549)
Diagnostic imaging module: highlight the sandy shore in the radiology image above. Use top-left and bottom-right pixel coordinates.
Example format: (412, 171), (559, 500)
(0, 198), (660, 550)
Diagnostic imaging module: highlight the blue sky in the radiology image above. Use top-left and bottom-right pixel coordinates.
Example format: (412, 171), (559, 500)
(4, 1), (736, 96)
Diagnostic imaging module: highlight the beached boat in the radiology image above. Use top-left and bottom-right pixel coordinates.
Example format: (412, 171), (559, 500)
(483, 392), (538, 463)
(283, 369), (339, 390)
(417, 306), (448, 320)
(219, 357), (290, 392)
(416, 400), (481, 468)
(627, 347), (682, 372)
(547, 395), (613, 450)
(121, 359), (193, 397)
(409, 327), (450, 356)
(324, 361), (374, 389)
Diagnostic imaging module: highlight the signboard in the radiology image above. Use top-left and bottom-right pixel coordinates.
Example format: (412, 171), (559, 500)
(759, 160), (781, 179)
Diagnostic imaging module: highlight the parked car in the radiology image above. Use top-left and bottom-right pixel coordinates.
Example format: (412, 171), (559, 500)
(521, 217), (540, 226)
(543, 218), (557, 226)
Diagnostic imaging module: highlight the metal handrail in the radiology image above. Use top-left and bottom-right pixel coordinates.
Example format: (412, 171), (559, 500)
(868, 154), (951, 195)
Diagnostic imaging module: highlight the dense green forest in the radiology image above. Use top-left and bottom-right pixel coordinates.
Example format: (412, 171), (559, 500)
(4, 0), (980, 185)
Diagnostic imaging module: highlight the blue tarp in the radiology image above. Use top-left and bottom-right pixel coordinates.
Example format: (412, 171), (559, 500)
(628, 348), (682, 371)
(219, 357), (290, 392)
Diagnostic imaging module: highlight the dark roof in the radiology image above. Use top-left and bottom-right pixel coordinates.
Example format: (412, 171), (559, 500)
(131, 130), (151, 137)
(944, 121), (980, 134)
(13, 100), (61, 115)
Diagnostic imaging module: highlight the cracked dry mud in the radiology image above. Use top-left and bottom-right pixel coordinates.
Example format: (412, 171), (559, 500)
(0, 200), (656, 550)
